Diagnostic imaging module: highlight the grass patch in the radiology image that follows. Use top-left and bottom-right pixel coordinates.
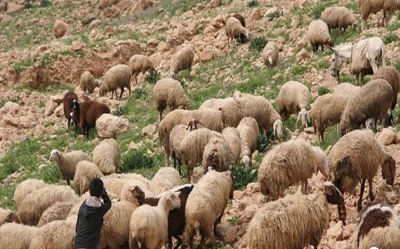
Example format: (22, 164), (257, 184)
(249, 36), (267, 52)
(318, 85), (332, 95)
(246, 0), (259, 8)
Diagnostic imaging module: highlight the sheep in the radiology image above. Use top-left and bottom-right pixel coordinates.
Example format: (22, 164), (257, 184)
(140, 184), (194, 249)
(236, 117), (259, 167)
(128, 54), (155, 84)
(63, 91), (79, 135)
(231, 13), (247, 43)
(169, 45), (195, 78)
(246, 181), (344, 249)
(148, 167), (182, 195)
(79, 100), (111, 138)
(37, 201), (74, 227)
(202, 133), (231, 173)
(182, 169), (234, 248)
(221, 127), (241, 165)
(309, 93), (349, 141)
(382, 0), (400, 27)
(258, 139), (329, 200)
(73, 160), (104, 195)
(49, 149), (91, 185)
(353, 199), (400, 249)
(305, 19), (334, 53)
(339, 79), (393, 135)
(358, 0), (400, 29)
(333, 82), (361, 98)
(198, 97), (233, 110)
(276, 81), (312, 128)
(328, 129), (396, 223)
(99, 64), (132, 99)
(13, 179), (47, 211)
(80, 70), (99, 94)
(92, 138), (120, 175)
(0, 222), (39, 249)
(129, 190), (181, 249)
(320, 6), (357, 31)
(0, 208), (19, 226)
(225, 16), (250, 45)
(169, 124), (192, 175)
(17, 185), (79, 226)
(153, 78), (190, 120)
(371, 65), (400, 125)
(262, 41), (279, 68)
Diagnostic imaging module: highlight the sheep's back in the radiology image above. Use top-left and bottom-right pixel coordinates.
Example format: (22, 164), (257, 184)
(0, 222), (38, 249)
(309, 93), (348, 129)
(14, 179), (47, 211)
(306, 20), (330, 44)
(371, 66), (400, 109)
(103, 64), (132, 89)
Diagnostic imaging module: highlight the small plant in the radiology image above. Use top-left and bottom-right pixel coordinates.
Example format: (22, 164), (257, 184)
(318, 85), (332, 96)
(249, 37), (267, 52)
(291, 65), (308, 75)
(231, 166), (258, 190)
(133, 88), (147, 99)
(113, 105), (129, 116)
(383, 34), (400, 44)
(246, 0), (259, 8)
(40, 0), (52, 7)
(9, 56), (37, 75)
(120, 150), (155, 172)
(144, 70), (161, 84)
(24, 2), (35, 8)
(227, 215), (240, 225)
(257, 132), (270, 153)
(81, 17), (97, 27)
(267, 10), (281, 21)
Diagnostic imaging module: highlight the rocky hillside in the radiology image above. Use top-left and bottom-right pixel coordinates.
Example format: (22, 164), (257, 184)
(1, 0), (400, 248)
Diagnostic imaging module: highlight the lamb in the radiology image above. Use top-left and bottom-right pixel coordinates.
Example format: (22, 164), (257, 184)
(13, 179), (47, 210)
(148, 167), (182, 195)
(225, 16), (250, 45)
(73, 160), (104, 195)
(99, 64), (132, 99)
(309, 93), (349, 141)
(79, 100), (111, 138)
(339, 79), (393, 135)
(128, 54), (155, 84)
(305, 19), (334, 53)
(262, 41), (279, 68)
(320, 6), (357, 31)
(353, 199), (400, 249)
(80, 70), (99, 94)
(63, 91), (79, 135)
(276, 81), (312, 128)
(246, 182), (344, 249)
(37, 201), (74, 227)
(258, 139), (329, 200)
(17, 185), (79, 226)
(182, 169), (234, 248)
(153, 77), (190, 120)
(92, 138), (120, 175)
(0, 208), (19, 226)
(221, 127), (241, 165)
(169, 45), (195, 78)
(0, 222), (39, 249)
(202, 133), (231, 173)
(371, 65), (400, 125)
(141, 184), (194, 249)
(49, 149), (91, 185)
(333, 82), (361, 98)
(236, 117), (259, 167)
(328, 129), (396, 223)
(129, 190), (181, 249)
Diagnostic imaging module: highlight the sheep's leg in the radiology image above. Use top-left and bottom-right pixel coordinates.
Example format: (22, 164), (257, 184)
(337, 204), (347, 225)
(159, 111), (163, 121)
(357, 178), (367, 212)
(301, 180), (308, 194)
(172, 235), (182, 249)
(178, 159), (182, 176)
(119, 87), (124, 99)
(368, 177), (375, 201)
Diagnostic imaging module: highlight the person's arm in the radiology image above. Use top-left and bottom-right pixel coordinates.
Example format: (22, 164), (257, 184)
(101, 188), (112, 213)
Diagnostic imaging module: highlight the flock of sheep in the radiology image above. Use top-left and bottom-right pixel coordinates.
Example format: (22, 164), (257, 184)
(2, 0), (400, 249)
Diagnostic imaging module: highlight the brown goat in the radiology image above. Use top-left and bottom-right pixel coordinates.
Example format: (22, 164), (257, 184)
(63, 92), (79, 135)
(79, 100), (111, 138)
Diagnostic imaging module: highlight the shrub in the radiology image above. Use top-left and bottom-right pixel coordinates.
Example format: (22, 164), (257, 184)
(267, 10), (281, 21)
(317, 85), (331, 95)
(249, 37), (267, 52)
(231, 165), (258, 190)
(120, 150), (155, 172)
(257, 132), (270, 153)
(113, 106), (129, 116)
(40, 0), (52, 7)
(133, 88), (147, 99)
(144, 70), (161, 84)
(247, 0), (259, 8)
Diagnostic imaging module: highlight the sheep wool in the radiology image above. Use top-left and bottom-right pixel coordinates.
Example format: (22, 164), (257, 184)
(79, 100), (111, 138)
(169, 45), (195, 78)
(37, 201), (74, 227)
(371, 65), (400, 115)
(202, 133), (231, 173)
(333, 82), (361, 99)
(128, 54), (155, 84)
(169, 124), (191, 175)
(29, 218), (76, 249)
(99, 64), (132, 99)
(306, 19), (333, 53)
(79, 71), (98, 94)
(199, 97), (233, 110)
(320, 6), (357, 31)
(262, 41), (279, 68)
(225, 16), (250, 45)
(73, 160), (104, 195)
(13, 178), (47, 211)
(221, 127), (241, 165)
(63, 91), (79, 132)
(153, 78), (190, 121)
(0, 208), (19, 226)
(358, 0), (397, 29)
(92, 138), (120, 175)
(0, 222), (39, 249)
(237, 117), (259, 167)
(258, 139), (329, 200)
(148, 167), (182, 195)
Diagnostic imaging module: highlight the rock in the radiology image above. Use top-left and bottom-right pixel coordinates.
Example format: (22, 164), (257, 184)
(2, 114), (20, 127)
(248, 8), (261, 22)
(71, 41), (85, 51)
(327, 220), (344, 241)
(217, 220), (238, 244)
(128, 141), (143, 150)
(244, 205), (259, 221)
(6, 3), (23, 13)
(200, 47), (214, 62)
(102, 6), (121, 19)
(0, 2), (7, 12)
(2, 101), (21, 113)
(96, 113), (130, 138)
(157, 42), (171, 52)
(54, 104), (64, 117)
(89, 19), (101, 28)
(0, 13), (13, 22)
(130, 0), (153, 14)
(45, 98), (57, 116)
(377, 128), (397, 145)
(99, 0), (119, 9)
(142, 124), (156, 137)
(54, 19), (69, 38)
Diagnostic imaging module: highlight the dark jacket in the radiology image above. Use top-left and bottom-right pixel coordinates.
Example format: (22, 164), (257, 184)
(74, 191), (112, 249)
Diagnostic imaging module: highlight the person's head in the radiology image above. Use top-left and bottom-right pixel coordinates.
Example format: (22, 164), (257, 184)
(89, 178), (104, 197)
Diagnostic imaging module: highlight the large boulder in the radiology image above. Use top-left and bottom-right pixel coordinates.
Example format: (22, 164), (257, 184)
(96, 113), (129, 138)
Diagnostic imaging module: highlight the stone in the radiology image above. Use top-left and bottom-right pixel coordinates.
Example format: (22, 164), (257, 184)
(142, 124), (156, 137)
(99, 0), (119, 9)
(130, 0), (153, 14)
(0, 2), (7, 12)
(44, 98), (57, 116)
(244, 205), (259, 221)
(2, 114), (20, 127)
(377, 128), (397, 145)
(54, 19), (69, 38)
(2, 101), (21, 113)
(327, 220), (344, 241)
(217, 221), (238, 244)
(6, 3), (24, 13)
(0, 13), (13, 23)
(54, 104), (64, 117)
(71, 41), (85, 51)
(200, 47), (214, 62)
(96, 113), (130, 138)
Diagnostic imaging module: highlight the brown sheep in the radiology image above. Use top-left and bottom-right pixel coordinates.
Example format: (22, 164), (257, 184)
(79, 100), (111, 139)
(63, 92), (79, 135)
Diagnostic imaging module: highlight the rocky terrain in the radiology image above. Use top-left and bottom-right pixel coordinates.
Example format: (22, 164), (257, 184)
(1, 0), (400, 248)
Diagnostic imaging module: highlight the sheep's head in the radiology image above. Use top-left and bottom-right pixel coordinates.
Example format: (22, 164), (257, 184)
(49, 149), (60, 161)
(163, 191), (181, 210)
(273, 119), (283, 141)
(323, 181), (344, 206)
(241, 155), (251, 167)
(296, 109), (310, 129)
(312, 145), (329, 179)
(382, 156), (396, 186)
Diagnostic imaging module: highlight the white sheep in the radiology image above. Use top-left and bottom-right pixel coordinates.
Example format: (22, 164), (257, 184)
(0, 208), (19, 226)
(198, 97), (233, 110)
(128, 54), (155, 84)
(37, 201), (74, 227)
(333, 82), (361, 98)
(73, 160), (104, 195)
(305, 19), (334, 53)
(79, 70), (99, 94)
(148, 167), (182, 195)
(328, 129), (396, 223)
(99, 64), (132, 99)
(0, 222), (39, 249)
(153, 77), (190, 120)
(183, 169), (234, 248)
(129, 190), (181, 249)
(202, 132), (231, 173)
(276, 81), (312, 128)
(169, 45), (195, 78)
(221, 127), (241, 165)
(237, 117), (259, 167)
(262, 41), (279, 68)
(258, 139), (329, 200)
(320, 6), (357, 31)
(225, 16), (250, 45)
(13, 178), (47, 211)
(92, 138), (120, 175)
(49, 149), (91, 185)
(169, 124), (192, 175)
(246, 182), (344, 249)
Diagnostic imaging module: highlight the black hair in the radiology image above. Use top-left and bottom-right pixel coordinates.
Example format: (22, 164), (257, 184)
(89, 178), (104, 197)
